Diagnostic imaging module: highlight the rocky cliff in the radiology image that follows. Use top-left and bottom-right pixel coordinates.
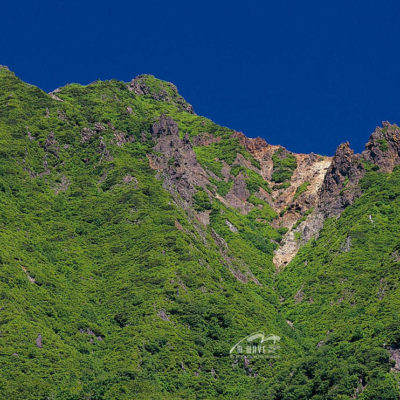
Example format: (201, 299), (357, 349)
(142, 108), (400, 268)
(273, 122), (400, 267)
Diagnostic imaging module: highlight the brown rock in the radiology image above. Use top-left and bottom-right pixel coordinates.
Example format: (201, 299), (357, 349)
(191, 132), (221, 147)
(318, 142), (365, 218)
(362, 122), (400, 172)
(44, 132), (59, 156)
(128, 75), (195, 114)
(81, 127), (96, 143)
(157, 310), (170, 321)
(232, 131), (268, 153)
(122, 175), (138, 185)
(388, 346), (400, 371)
(148, 115), (209, 203)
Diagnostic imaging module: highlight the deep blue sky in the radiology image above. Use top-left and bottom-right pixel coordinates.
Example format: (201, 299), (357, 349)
(1, 1), (400, 155)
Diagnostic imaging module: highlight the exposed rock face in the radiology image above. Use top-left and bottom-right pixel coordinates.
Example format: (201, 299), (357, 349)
(128, 75), (195, 114)
(274, 142), (365, 268)
(362, 121), (400, 172)
(128, 76), (152, 96)
(81, 123), (106, 143)
(273, 123), (400, 268)
(151, 114), (180, 138)
(191, 132), (221, 147)
(81, 127), (96, 143)
(232, 131), (269, 154)
(148, 124), (266, 283)
(49, 88), (63, 102)
(36, 334), (43, 348)
(340, 236), (352, 253)
(148, 114), (209, 203)
(225, 219), (238, 233)
(157, 309), (170, 321)
(273, 211), (326, 268)
(225, 173), (252, 214)
(197, 210), (211, 225)
(54, 175), (70, 195)
(236, 135), (332, 268)
(318, 142), (365, 218)
(122, 175), (138, 185)
(44, 132), (59, 156)
(113, 130), (132, 146)
(273, 153), (331, 222)
(148, 118), (400, 270)
(388, 346), (400, 371)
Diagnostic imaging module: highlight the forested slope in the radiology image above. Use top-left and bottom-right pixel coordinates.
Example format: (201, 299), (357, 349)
(0, 66), (399, 399)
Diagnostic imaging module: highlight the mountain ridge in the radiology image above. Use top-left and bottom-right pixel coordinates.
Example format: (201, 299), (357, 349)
(1, 67), (400, 399)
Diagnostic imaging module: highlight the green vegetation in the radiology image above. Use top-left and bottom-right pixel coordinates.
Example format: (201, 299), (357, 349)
(245, 168), (271, 194)
(274, 181), (291, 190)
(194, 139), (259, 179)
(293, 181), (310, 200)
(378, 138), (389, 152)
(0, 67), (399, 399)
(277, 226), (289, 235)
(276, 168), (400, 399)
(271, 148), (297, 183)
(0, 68), (286, 399)
(292, 207), (314, 230)
(230, 165), (271, 194)
(209, 178), (233, 197)
(193, 188), (212, 211)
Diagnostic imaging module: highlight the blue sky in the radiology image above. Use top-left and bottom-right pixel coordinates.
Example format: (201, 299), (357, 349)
(1, 0), (400, 155)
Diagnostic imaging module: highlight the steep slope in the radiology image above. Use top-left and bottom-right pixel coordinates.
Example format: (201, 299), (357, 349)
(273, 122), (400, 269)
(276, 165), (400, 399)
(0, 67), (298, 399)
(0, 66), (400, 399)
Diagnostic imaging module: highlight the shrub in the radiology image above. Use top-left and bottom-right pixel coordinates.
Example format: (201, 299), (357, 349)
(193, 189), (212, 211)
(271, 148), (297, 183)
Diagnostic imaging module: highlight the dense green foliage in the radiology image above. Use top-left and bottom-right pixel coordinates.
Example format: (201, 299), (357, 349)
(378, 138), (389, 152)
(0, 67), (399, 399)
(193, 188), (212, 211)
(294, 181), (311, 200)
(271, 148), (297, 183)
(276, 167), (400, 399)
(0, 68), (287, 399)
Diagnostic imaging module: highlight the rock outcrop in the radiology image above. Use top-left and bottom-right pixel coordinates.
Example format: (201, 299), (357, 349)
(274, 142), (365, 267)
(36, 334), (43, 348)
(129, 75), (195, 114)
(274, 123), (400, 268)
(232, 131), (269, 154)
(318, 142), (365, 218)
(235, 134), (332, 268)
(362, 121), (400, 173)
(148, 114), (209, 203)
(147, 113), (400, 270)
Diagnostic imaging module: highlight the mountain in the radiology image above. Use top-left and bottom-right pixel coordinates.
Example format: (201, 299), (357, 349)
(0, 65), (400, 399)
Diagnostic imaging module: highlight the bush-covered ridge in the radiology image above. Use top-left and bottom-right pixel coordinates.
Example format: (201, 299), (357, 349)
(0, 67), (400, 399)
(0, 68), (285, 399)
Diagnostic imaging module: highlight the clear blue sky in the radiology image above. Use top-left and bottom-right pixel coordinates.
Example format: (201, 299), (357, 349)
(1, 0), (400, 155)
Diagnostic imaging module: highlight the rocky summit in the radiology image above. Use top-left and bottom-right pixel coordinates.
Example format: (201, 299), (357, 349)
(1, 67), (400, 399)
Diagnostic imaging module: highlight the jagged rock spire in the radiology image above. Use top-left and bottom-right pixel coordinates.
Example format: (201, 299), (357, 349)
(362, 121), (400, 172)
